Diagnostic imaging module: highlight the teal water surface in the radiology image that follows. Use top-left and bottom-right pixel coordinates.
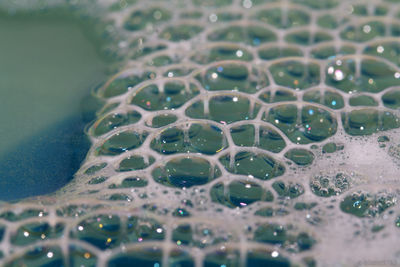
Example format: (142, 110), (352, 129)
(0, 12), (108, 201)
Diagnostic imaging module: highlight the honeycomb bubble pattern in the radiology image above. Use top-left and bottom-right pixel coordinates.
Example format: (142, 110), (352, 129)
(2, 0), (400, 266)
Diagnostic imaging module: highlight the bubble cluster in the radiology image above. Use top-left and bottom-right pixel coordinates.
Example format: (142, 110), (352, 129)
(310, 171), (351, 197)
(1, 0), (400, 266)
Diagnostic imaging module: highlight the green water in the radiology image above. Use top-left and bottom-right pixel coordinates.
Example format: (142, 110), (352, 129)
(0, 12), (108, 200)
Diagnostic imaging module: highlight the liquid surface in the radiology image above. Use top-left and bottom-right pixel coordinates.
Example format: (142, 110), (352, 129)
(0, 13), (107, 200)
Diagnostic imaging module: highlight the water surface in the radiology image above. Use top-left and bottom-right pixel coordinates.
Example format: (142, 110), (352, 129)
(0, 12), (108, 200)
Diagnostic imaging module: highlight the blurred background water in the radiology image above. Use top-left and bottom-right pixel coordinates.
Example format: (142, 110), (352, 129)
(0, 11), (108, 200)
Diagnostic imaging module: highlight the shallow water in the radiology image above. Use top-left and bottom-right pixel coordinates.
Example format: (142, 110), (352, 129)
(0, 12), (107, 200)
